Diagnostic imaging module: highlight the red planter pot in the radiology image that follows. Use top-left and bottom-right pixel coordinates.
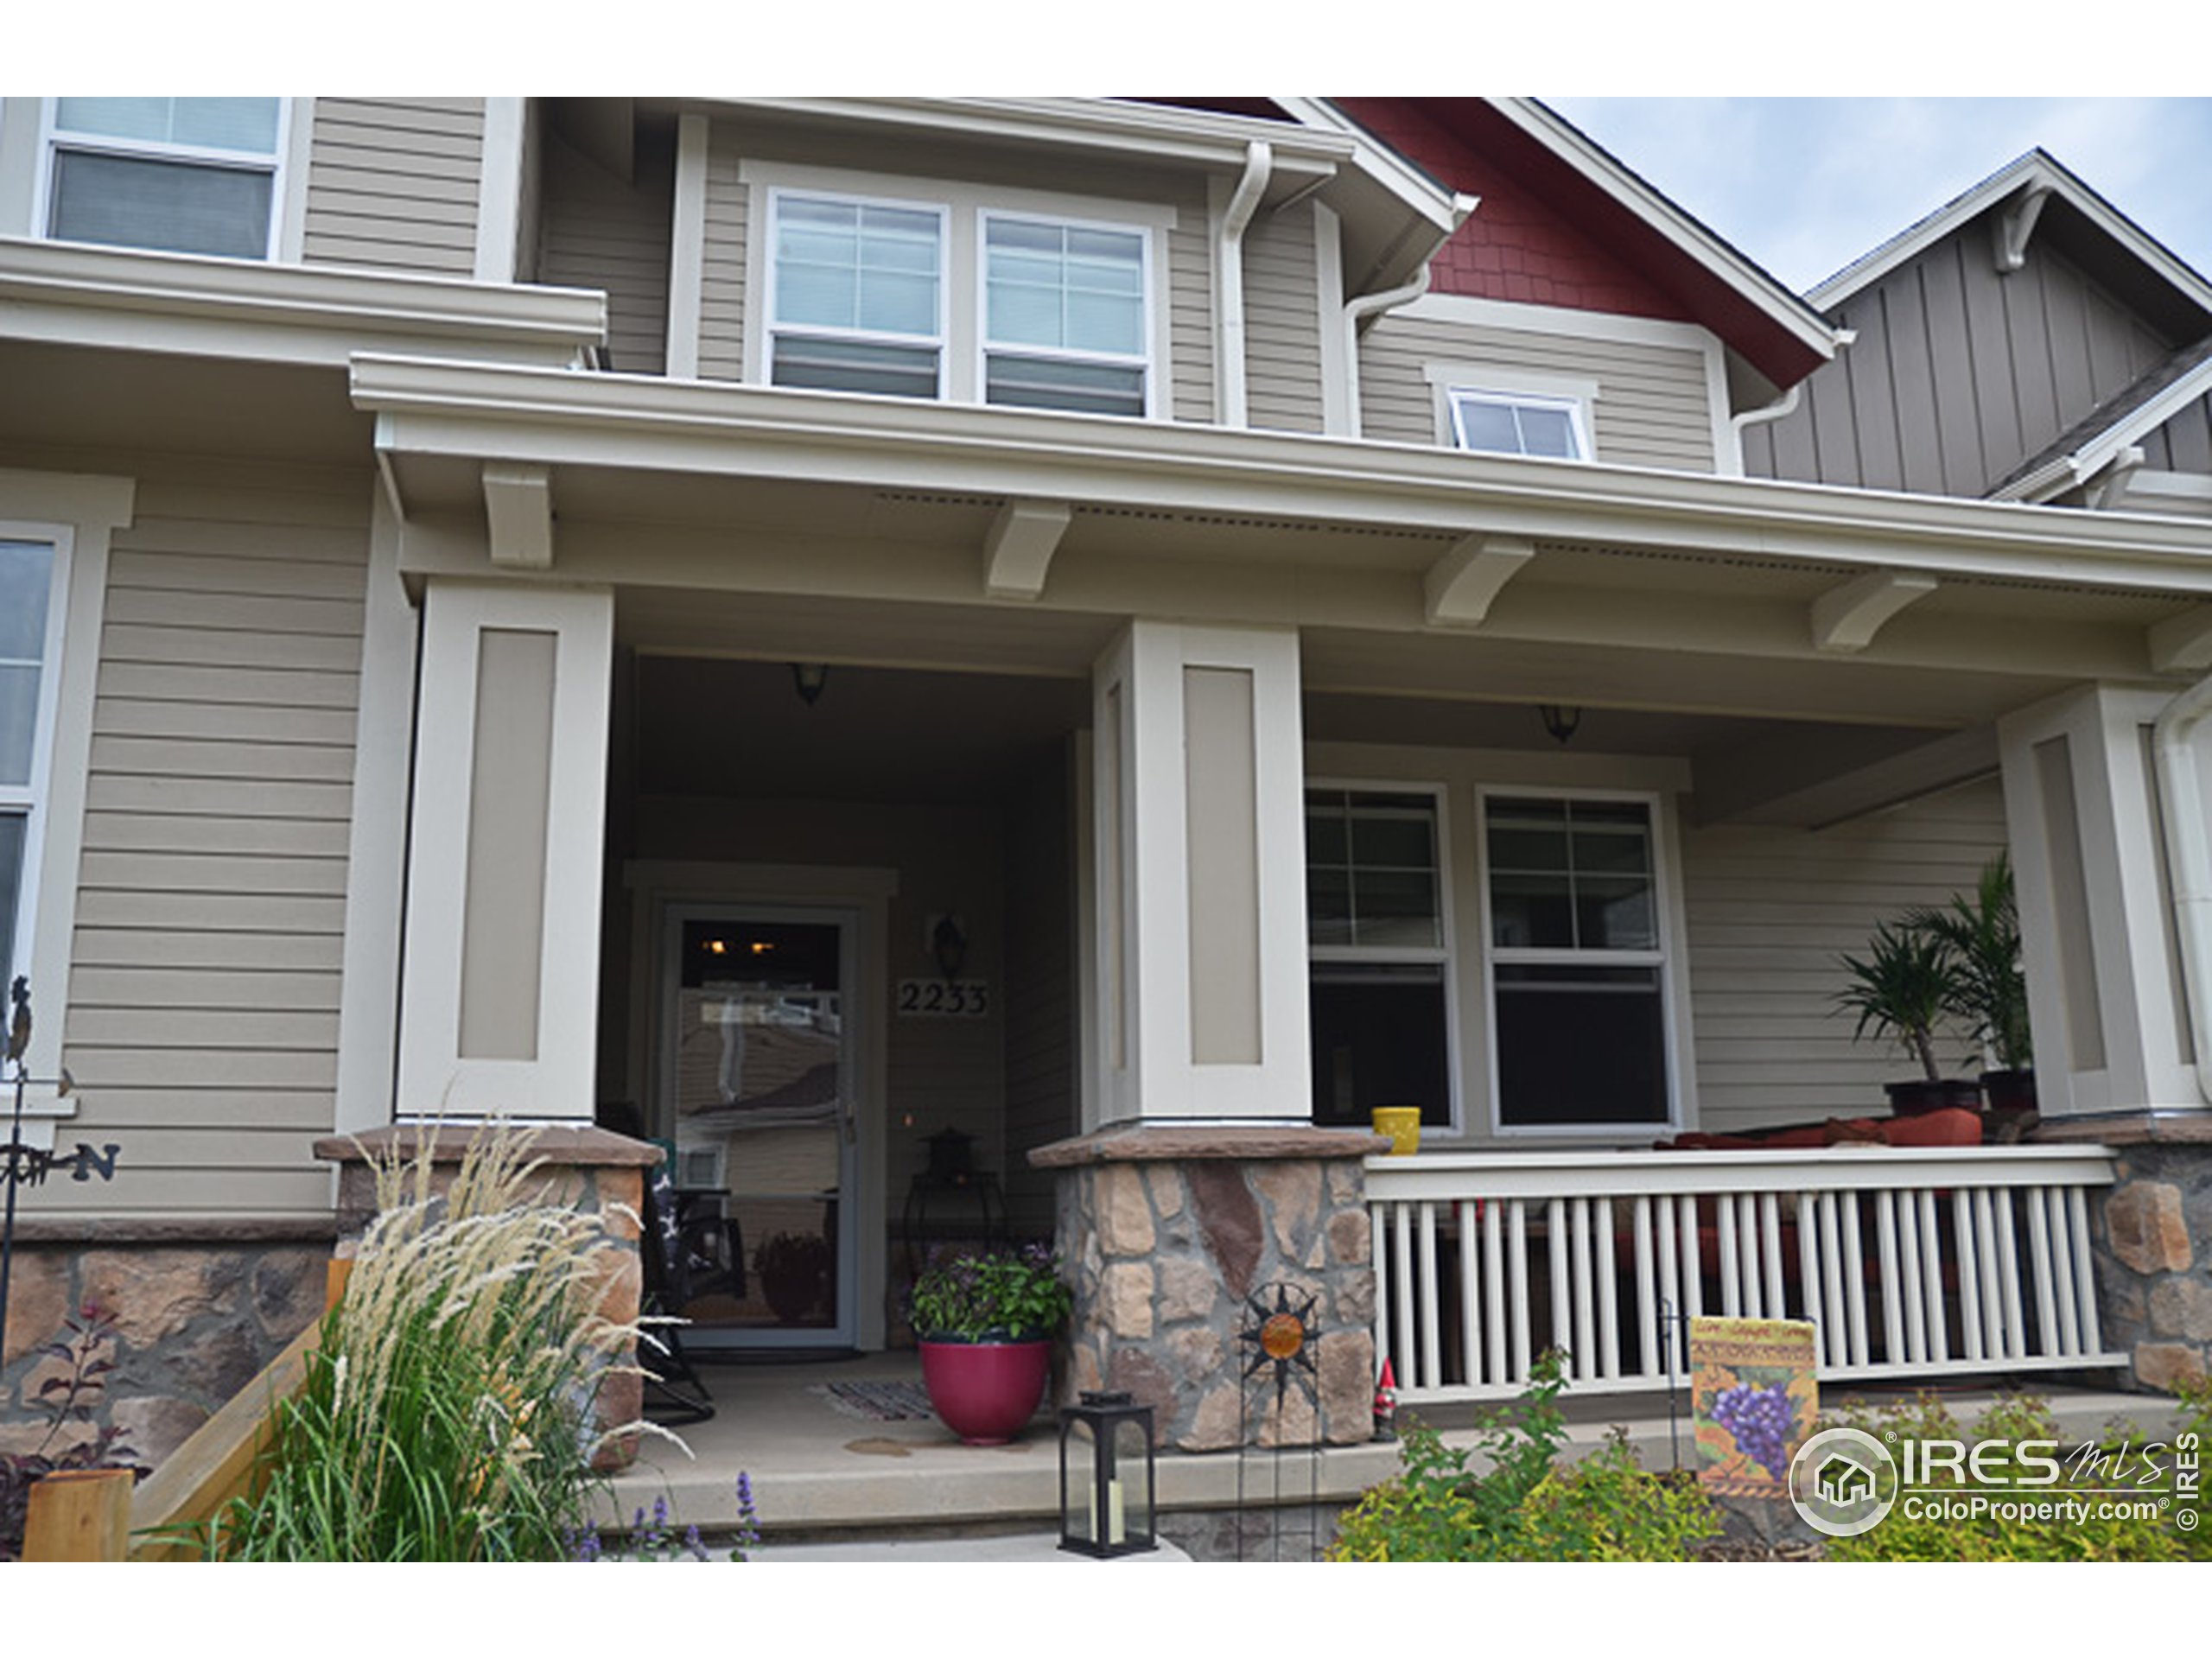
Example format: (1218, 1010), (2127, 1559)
(917, 1338), (1052, 1445)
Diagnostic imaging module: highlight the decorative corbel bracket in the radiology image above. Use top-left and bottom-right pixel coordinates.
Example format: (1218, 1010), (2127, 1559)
(1993, 183), (2053, 274)
(1422, 532), (1536, 628)
(1811, 568), (1938, 653)
(982, 498), (1072, 601)
(482, 461), (554, 570)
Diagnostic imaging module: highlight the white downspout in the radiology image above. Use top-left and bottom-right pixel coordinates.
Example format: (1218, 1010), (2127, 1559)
(1340, 265), (1429, 440)
(1215, 140), (1272, 428)
(2152, 672), (2212, 1102)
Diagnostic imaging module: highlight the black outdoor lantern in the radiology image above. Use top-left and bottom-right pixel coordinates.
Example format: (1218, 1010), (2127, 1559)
(1058, 1389), (1157, 1557)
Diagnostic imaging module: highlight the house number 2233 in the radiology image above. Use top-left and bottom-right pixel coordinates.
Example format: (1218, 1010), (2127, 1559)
(896, 979), (990, 1017)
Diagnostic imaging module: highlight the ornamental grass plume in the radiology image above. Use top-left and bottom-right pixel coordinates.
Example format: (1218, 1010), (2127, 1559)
(211, 1124), (663, 1561)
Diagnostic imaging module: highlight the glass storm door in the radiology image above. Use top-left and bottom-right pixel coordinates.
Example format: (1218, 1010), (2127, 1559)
(659, 906), (859, 1350)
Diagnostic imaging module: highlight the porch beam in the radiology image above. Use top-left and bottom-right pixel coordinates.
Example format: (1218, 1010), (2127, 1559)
(1694, 723), (1999, 829)
(1422, 532), (1535, 628)
(981, 497), (1072, 601)
(482, 461), (554, 570)
(2148, 604), (2212, 673)
(1811, 568), (1937, 653)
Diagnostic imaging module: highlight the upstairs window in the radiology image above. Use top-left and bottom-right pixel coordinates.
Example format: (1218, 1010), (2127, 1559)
(45, 98), (284, 259)
(1448, 388), (1589, 461)
(767, 192), (945, 399)
(0, 540), (61, 991)
(982, 215), (1150, 417)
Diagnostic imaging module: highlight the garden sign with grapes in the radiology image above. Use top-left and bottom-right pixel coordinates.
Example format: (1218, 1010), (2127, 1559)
(1686, 1317), (1821, 1498)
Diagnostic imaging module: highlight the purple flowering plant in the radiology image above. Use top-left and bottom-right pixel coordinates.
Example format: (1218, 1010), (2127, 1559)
(907, 1243), (1071, 1344)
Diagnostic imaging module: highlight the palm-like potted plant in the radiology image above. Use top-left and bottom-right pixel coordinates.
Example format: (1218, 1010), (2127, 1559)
(1835, 918), (1983, 1115)
(1908, 853), (2033, 1116)
(908, 1244), (1072, 1446)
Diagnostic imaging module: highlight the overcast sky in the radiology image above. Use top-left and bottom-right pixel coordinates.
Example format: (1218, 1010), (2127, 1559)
(1540, 98), (2212, 296)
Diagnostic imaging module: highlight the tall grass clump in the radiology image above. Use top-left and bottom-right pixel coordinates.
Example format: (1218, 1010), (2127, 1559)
(213, 1128), (647, 1560)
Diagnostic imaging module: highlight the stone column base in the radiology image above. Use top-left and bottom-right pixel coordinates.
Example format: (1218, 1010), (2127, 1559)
(2030, 1113), (2212, 1392)
(1032, 1123), (1387, 1452)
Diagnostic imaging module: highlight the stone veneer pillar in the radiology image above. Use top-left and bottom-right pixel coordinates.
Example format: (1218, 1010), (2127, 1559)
(1032, 1124), (1386, 1451)
(315, 1123), (661, 1467)
(2029, 1114), (2212, 1392)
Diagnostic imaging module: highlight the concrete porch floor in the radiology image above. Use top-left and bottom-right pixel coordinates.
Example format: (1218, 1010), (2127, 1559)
(600, 1350), (2187, 1550)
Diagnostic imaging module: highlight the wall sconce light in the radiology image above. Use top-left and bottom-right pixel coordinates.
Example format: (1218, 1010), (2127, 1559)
(1537, 704), (1583, 746)
(790, 663), (830, 707)
(929, 913), (969, 981)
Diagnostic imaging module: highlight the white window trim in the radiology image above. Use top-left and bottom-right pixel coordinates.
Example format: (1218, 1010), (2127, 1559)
(33, 97), (295, 263)
(0, 472), (131, 1136)
(1424, 359), (1599, 461)
(975, 207), (1157, 420)
(738, 157), (1174, 414)
(763, 184), (950, 399)
(1306, 777), (1463, 1135)
(1476, 784), (1688, 1138)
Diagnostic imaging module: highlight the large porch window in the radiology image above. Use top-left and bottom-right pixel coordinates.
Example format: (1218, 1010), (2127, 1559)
(1306, 784), (1454, 1131)
(1482, 791), (1673, 1130)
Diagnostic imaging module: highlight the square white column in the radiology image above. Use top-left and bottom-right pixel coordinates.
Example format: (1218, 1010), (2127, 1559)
(1090, 620), (1309, 1125)
(397, 578), (613, 1120)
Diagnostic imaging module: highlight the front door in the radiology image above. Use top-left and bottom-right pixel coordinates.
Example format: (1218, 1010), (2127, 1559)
(658, 905), (859, 1349)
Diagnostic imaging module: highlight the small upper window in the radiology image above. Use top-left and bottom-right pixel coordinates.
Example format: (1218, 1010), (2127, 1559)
(1448, 389), (1588, 461)
(982, 215), (1149, 418)
(45, 98), (283, 260)
(768, 193), (945, 399)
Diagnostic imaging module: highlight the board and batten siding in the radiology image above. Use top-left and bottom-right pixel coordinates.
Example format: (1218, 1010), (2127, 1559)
(300, 98), (484, 277)
(1358, 314), (1718, 469)
(52, 457), (371, 1217)
(1747, 234), (2177, 498)
(1679, 778), (2008, 1133)
(1243, 204), (1324, 433)
(537, 127), (671, 377)
(696, 128), (748, 381)
(2143, 391), (2212, 474)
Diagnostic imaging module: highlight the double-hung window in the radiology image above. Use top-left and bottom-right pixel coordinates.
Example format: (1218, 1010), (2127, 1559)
(1447, 388), (1589, 461)
(982, 214), (1150, 417)
(43, 98), (285, 260)
(0, 540), (63, 993)
(1483, 793), (1672, 1128)
(1306, 786), (1453, 1130)
(767, 192), (946, 399)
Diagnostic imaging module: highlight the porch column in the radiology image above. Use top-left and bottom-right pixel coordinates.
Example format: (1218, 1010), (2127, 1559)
(1090, 620), (1310, 1126)
(1997, 685), (2202, 1118)
(396, 578), (614, 1121)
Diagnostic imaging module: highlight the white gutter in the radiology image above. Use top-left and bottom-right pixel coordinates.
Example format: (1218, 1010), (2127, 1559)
(2152, 673), (2212, 1103)
(1340, 265), (1430, 439)
(1215, 140), (1272, 428)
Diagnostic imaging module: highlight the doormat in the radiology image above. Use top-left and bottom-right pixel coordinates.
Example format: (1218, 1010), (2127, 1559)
(810, 1380), (938, 1422)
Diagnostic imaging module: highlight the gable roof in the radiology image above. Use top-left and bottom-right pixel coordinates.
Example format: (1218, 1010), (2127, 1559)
(1290, 97), (1840, 391)
(1991, 332), (2212, 501)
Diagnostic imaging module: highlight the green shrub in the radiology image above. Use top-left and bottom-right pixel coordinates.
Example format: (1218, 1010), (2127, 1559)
(206, 1128), (651, 1561)
(1329, 1351), (1719, 1561)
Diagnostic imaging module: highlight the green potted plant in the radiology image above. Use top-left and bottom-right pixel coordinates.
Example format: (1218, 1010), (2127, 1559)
(1835, 918), (1982, 1115)
(907, 1243), (1072, 1446)
(753, 1230), (831, 1325)
(1908, 853), (2034, 1116)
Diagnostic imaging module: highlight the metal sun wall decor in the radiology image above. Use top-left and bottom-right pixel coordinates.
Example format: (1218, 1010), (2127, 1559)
(0, 978), (117, 1364)
(1234, 1281), (1325, 1562)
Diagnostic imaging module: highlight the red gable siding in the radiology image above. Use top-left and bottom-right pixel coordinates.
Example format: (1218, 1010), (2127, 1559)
(1334, 98), (1694, 322)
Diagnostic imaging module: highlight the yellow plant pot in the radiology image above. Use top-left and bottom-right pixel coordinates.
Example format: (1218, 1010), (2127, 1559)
(1371, 1106), (1421, 1156)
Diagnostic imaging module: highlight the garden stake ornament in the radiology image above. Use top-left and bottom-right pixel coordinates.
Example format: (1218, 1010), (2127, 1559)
(0, 978), (112, 1359)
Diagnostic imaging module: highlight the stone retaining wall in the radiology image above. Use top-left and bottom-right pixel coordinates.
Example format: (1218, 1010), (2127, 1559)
(1034, 1125), (1386, 1452)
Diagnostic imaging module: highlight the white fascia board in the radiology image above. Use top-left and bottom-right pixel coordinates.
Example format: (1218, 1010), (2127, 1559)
(1270, 97), (1462, 235)
(351, 354), (2212, 594)
(1487, 99), (1838, 365)
(1992, 353), (2212, 505)
(1812, 149), (2212, 319)
(0, 235), (606, 366)
(710, 97), (1351, 188)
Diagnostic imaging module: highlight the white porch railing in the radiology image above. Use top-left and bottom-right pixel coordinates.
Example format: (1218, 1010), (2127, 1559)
(1365, 1146), (2126, 1403)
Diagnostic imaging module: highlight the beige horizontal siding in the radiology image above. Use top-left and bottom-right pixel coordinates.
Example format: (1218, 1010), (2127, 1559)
(1243, 204), (1324, 434)
(1167, 203), (1216, 423)
(1359, 314), (1717, 470)
(538, 127), (671, 376)
(302, 98), (484, 277)
(1681, 778), (2009, 1133)
(41, 460), (371, 1221)
(698, 128), (748, 380)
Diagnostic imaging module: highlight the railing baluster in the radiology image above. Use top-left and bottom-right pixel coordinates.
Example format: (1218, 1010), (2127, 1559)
(1741, 1195), (1765, 1318)
(1548, 1198), (1572, 1363)
(1896, 1188), (1927, 1363)
(1393, 1200), (1416, 1386)
(1509, 1198), (1531, 1382)
(1996, 1189), (2026, 1360)
(2046, 1187), (2081, 1357)
(1597, 1197), (1620, 1380)
(1795, 1192), (1824, 1363)
(1570, 1198), (1595, 1381)
(1633, 1196), (1657, 1378)
(1760, 1192), (1785, 1317)
(1915, 1188), (1946, 1365)
(1954, 1188), (1985, 1363)
(1677, 1195), (1703, 1319)
(1371, 1203), (1392, 1385)
(2067, 1186), (2102, 1356)
(1819, 1194), (1848, 1370)
(1418, 1200), (1443, 1392)
(1717, 1193), (1741, 1316)
(1459, 1199), (1481, 1390)
(1484, 1198), (1506, 1388)
(1844, 1189), (1872, 1369)
(1974, 1189), (2005, 1358)
(1875, 1188), (1904, 1363)
(2026, 1186), (2059, 1360)
(1656, 1194), (1681, 1371)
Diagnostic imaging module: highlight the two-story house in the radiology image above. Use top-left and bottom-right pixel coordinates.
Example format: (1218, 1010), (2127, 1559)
(3, 99), (2207, 1467)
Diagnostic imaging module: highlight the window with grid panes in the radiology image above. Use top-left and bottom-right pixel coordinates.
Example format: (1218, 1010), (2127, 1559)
(767, 193), (946, 398)
(46, 98), (283, 259)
